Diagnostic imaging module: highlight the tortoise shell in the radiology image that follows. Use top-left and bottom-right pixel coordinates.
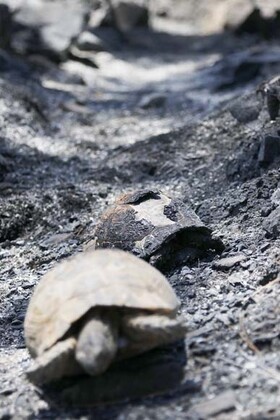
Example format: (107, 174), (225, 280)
(94, 189), (223, 269)
(24, 249), (179, 357)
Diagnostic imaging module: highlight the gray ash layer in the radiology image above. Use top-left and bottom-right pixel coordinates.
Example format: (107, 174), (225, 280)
(0, 0), (280, 419)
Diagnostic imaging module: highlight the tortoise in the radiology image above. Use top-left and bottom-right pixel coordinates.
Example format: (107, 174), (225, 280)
(93, 189), (224, 270)
(24, 249), (186, 385)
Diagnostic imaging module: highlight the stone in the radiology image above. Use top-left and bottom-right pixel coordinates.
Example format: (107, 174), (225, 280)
(87, 4), (112, 28)
(0, 4), (13, 49)
(110, 0), (149, 32)
(263, 206), (280, 238)
(39, 233), (72, 250)
(191, 390), (237, 418)
(212, 49), (272, 92)
(139, 93), (167, 109)
(257, 75), (280, 120)
(76, 31), (107, 52)
(213, 254), (246, 270)
(235, 7), (280, 39)
(258, 135), (280, 164)
(68, 46), (99, 68)
(271, 187), (280, 205)
(229, 93), (262, 123)
(8, 0), (91, 60)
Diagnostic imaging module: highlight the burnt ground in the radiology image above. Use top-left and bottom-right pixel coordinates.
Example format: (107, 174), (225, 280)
(0, 17), (280, 420)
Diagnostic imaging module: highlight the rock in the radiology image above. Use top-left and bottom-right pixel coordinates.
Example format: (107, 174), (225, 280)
(271, 187), (280, 205)
(152, 1), (280, 36)
(8, 0), (91, 60)
(213, 254), (246, 270)
(0, 408), (11, 420)
(235, 7), (280, 39)
(39, 233), (72, 250)
(87, 0), (149, 33)
(228, 272), (246, 286)
(229, 92), (263, 123)
(76, 31), (107, 52)
(87, 3), (112, 28)
(263, 206), (280, 237)
(258, 75), (280, 120)
(211, 54), (262, 91)
(191, 390), (237, 418)
(139, 93), (167, 109)
(0, 156), (10, 180)
(0, 4), (13, 49)
(258, 135), (280, 164)
(215, 50), (280, 91)
(110, 0), (149, 32)
(0, 386), (16, 396)
(68, 46), (99, 68)
(235, 8), (266, 35)
(259, 242), (270, 252)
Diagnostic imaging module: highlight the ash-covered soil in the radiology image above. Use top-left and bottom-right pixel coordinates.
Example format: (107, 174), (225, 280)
(0, 11), (280, 420)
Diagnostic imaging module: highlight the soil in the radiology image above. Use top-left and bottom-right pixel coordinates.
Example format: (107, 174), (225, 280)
(0, 5), (280, 420)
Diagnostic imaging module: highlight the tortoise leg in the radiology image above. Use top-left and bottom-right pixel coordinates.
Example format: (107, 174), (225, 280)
(75, 310), (118, 376)
(119, 313), (187, 359)
(27, 337), (81, 385)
